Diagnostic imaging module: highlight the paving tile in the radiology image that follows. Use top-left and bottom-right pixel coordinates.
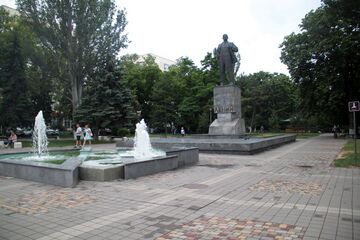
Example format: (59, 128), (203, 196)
(0, 134), (358, 239)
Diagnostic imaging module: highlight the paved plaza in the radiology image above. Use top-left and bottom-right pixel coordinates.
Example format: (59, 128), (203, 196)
(0, 134), (359, 240)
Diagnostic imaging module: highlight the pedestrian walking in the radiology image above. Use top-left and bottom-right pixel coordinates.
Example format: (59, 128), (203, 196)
(332, 124), (338, 138)
(74, 124), (83, 148)
(83, 124), (93, 147)
(181, 127), (186, 137)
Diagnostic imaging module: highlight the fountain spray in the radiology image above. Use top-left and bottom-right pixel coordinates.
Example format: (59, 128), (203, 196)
(33, 111), (49, 157)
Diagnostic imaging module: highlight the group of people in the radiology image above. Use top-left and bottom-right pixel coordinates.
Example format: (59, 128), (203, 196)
(171, 125), (186, 137)
(247, 125), (264, 133)
(74, 123), (93, 148)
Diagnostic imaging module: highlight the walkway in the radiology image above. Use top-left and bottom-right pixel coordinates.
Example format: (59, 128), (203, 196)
(0, 134), (358, 240)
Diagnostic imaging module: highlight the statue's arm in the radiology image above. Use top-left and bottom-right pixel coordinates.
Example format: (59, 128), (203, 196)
(213, 47), (218, 57)
(214, 44), (221, 57)
(231, 43), (238, 52)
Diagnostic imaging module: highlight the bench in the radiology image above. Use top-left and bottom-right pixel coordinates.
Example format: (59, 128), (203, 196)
(13, 142), (22, 149)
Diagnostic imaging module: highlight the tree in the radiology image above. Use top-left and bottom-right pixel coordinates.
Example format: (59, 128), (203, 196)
(75, 59), (135, 140)
(175, 57), (202, 132)
(240, 72), (296, 130)
(149, 54), (219, 134)
(0, 7), (52, 128)
(197, 53), (221, 132)
(150, 72), (179, 134)
(150, 56), (216, 134)
(178, 56), (219, 133)
(17, 0), (129, 115)
(121, 54), (163, 122)
(0, 30), (31, 127)
(280, 0), (360, 128)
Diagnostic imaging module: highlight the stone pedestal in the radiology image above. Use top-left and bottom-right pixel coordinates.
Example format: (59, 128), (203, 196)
(209, 85), (245, 135)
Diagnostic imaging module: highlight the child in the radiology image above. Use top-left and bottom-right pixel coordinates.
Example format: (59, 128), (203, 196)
(83, 124), (93, 147)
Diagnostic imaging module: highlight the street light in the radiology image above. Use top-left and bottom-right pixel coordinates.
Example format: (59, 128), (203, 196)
(348, 101), (359, 161)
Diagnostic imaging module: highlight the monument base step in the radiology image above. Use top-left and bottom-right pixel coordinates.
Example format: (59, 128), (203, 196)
(209, 118), (245, 135)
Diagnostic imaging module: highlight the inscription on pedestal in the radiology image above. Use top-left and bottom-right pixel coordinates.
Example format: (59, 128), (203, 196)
(214, 105), (234, 113)
(209, 85), (245, 135)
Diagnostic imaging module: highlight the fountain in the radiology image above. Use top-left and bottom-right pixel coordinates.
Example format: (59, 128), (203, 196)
(32, 110), (49, 157)
(82, 119), (165, 166)
(0, 117), (198, 186)
(133, 119), (157, 159)
(80, 119), (198, 180)
(21, 110), (67, 162)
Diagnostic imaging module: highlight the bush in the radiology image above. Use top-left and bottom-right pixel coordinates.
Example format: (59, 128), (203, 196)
(117, 128), (130, 137)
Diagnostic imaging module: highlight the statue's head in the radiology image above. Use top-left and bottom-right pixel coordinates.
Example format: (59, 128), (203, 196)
(222, 34), (228, 41)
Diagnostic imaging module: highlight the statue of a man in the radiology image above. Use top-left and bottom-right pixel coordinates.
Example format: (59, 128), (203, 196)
(215, 34), (239, 85)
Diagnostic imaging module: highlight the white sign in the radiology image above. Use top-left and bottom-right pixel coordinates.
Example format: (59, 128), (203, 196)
(348, 101), (360, 112)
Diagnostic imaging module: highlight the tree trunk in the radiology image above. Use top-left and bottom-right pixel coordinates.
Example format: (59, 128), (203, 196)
(71, 82), (79, 112)
(93, 120), (101, 141)
(70, 71), (83, 117)
(250, 103), (256, 128)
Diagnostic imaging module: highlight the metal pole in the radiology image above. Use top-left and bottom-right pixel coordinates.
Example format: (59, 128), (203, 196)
(354, 111), (357, 158)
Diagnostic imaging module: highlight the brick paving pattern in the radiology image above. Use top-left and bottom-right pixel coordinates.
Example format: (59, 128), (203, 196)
(156, 216), (305, 240)
(0, 189), (96, 215)
(249, 179), (324, 195)
(0, 134), (359, 240)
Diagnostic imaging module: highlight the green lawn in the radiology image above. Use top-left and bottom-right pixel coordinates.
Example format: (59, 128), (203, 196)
(341, 139), (360, 152)
(334, 154), (360, 167)
(333, 140), (360, 168)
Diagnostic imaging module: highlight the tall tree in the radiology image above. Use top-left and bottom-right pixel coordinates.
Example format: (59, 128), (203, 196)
(0, 7), (52, 128)
(150, 70), (180, 134)
(75, 59), (135, 140)
(280, 0), (360, 128)
(121, 54), (163, 122)
(0, 30), (31, 127)
(17, 0), (129, 115)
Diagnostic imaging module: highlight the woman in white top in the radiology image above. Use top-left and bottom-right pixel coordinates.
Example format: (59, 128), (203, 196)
(83, 124), (93, 147)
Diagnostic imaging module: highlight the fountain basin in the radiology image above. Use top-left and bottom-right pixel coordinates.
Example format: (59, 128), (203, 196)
(0, 119), (197, 186)
(80, 164), (124, 181)
(79, 147), (199, 181)
(0, 147), (199, 185)
(150, 134), (296, 154)
(0, 154), (81, 187)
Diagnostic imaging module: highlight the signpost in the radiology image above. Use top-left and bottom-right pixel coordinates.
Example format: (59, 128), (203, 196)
(348, 101), (359, 160)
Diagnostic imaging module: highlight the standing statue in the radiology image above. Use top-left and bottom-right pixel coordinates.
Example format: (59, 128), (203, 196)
(215, 34), (239, 85)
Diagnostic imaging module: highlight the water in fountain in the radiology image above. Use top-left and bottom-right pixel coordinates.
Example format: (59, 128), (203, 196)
(133, 119), (160, 159)
(82, 119), (164, 166)
(32, 110), (49, 158)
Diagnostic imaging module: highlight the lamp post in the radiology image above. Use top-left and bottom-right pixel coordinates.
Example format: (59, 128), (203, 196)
(348, 101), (359, 162)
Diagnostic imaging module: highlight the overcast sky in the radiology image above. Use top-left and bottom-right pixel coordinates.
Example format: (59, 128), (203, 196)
(1, 0), (322, 75)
